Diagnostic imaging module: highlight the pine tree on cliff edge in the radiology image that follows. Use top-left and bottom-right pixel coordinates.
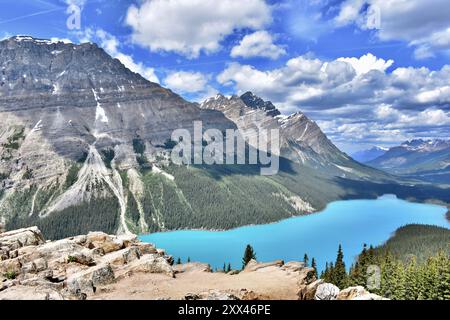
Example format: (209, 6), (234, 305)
(311, 258), (317, 277)
(303, 253), (309, 267)
(333, 244), (348, 289)
(242, 244), (257, 269)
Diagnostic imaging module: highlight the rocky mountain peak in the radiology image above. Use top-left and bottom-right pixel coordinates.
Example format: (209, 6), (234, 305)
(0, 36), (154, 97)
(400, 139), (450, 152)
(200, 91), (363, 168)
(240, 91), (280, 117)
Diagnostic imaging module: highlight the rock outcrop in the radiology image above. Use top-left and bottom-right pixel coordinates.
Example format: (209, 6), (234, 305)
(298, 281), (386, 301)
(0, 226), (386, 300)
(314, 283), (341, 300)
(0, 227), (173, 300)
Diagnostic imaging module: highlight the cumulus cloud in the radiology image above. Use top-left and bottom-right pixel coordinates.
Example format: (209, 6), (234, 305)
(163, 71), (218, 102)
(231, 31), (286, 60)
(218, 53), (450, 145)
(334, 0), (366, 27)
(334, 0), (450, 59)
(164, 71), (208, 93)
(82, 28), (159, 83)
(125, 0), (272, 58)
(337, 53), (394, 75)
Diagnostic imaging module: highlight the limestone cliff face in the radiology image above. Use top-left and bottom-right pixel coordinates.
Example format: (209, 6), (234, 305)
(0, 36), (235, 236)
(0, 36), (233, 166)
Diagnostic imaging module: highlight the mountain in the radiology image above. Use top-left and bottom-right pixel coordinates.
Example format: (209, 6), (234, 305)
(200, 92), (388, 178)
(351, 146), (388, 163)
(367, 139), (450, 184)
(0, 36), (448, 240)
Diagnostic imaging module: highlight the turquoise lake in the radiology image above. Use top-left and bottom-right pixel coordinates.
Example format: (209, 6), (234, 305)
(139, 195), (449, 272)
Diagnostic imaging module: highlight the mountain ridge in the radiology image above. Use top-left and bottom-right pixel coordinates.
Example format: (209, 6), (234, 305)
(367, 139), (450, 184)
(351, 146), (388, 163)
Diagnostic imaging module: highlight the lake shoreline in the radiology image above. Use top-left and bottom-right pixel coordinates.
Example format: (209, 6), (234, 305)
(139, 196), (449, 272)
(139, 194), (449, 237)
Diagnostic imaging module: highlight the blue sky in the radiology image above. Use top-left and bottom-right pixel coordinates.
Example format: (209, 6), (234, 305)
(1, 0), (450, 153)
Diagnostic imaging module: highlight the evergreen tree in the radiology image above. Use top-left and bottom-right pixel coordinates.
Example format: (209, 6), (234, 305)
(320, 262), (328, 280)
(311, 257), (317, 277)
(333, 244), (347, 289)
(176, 257), (181, 265)
(348, 262), (361, 287)
(323, 262), (334, 283)
(303, 253), (309, 267)
(391, 259), (406, 300)
(223, 263), (226, 272)
(349, 242), (449, 300)
(227, 263), (232, 273)
(434, 251), (450, 300)
(404, 256), (419, 300)
(379, 253), (396, 298)
(242, 244), (256, 269)
(187, 257), (191, 263)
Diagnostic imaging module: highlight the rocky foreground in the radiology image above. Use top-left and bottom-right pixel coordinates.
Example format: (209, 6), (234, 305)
(0, 227), (384, 300)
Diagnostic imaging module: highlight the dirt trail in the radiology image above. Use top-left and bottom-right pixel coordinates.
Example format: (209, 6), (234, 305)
(93, 266), (301, 300)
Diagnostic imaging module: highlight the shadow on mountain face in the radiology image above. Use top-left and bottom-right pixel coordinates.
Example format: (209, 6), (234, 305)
(189, 155), (297, 180)
(334, 177), (450, 204)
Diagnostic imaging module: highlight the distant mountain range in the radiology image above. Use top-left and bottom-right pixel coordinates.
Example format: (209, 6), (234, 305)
(0, 36), (448, 240)
(351, 146), (389, 163)
(365, 139), (450, 184)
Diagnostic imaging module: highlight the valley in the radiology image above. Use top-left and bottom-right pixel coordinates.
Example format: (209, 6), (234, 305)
(1, 36), (449, 241)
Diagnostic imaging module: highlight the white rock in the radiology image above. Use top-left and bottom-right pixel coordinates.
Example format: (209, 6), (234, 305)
(314, 283), (340, 300)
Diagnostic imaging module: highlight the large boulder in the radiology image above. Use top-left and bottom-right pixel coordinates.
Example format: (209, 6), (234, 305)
(0, 285), (63, 300)
(91, 264), (115, 286)
(66, 263), (116, 296)
(173, 262), (211, 274)
(314, 283), (340, 300)
(86, 232), (125, 254)
(336, 286), (387, 300)
(298, 279), (324, 300)
(134, 243), (158, 255)
(0, 227), (45, 249)
(0, 258), (21, 275)
(129, 254), (174, 277)
(117, 234), (138, 247)
(67, 249), (96, 266)
(102, 247), (141, 266)
(243, 259), (284, 272)
(337, 286), (368, 300)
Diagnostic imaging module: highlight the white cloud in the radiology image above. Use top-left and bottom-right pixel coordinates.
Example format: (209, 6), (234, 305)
(125, 0), (272, 58)
(337, 53), (394, 75)
(164, 71), (208, 93)
(334, 0), (450, 59)
(334, 0), (365, 27)
(218, 53), (450, 144)
(64, 0), (86, 8)
(86, 29), (159, 83)
(231, 31), (286, 60)
(163, 71), (218, 102)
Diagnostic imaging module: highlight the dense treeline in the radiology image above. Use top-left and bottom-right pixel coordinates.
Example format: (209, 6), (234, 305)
(6, 196), (120, 240)
(157, 165), (300, 230)
(321, 230), (450, 300)
(372, 224), (450, 263)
